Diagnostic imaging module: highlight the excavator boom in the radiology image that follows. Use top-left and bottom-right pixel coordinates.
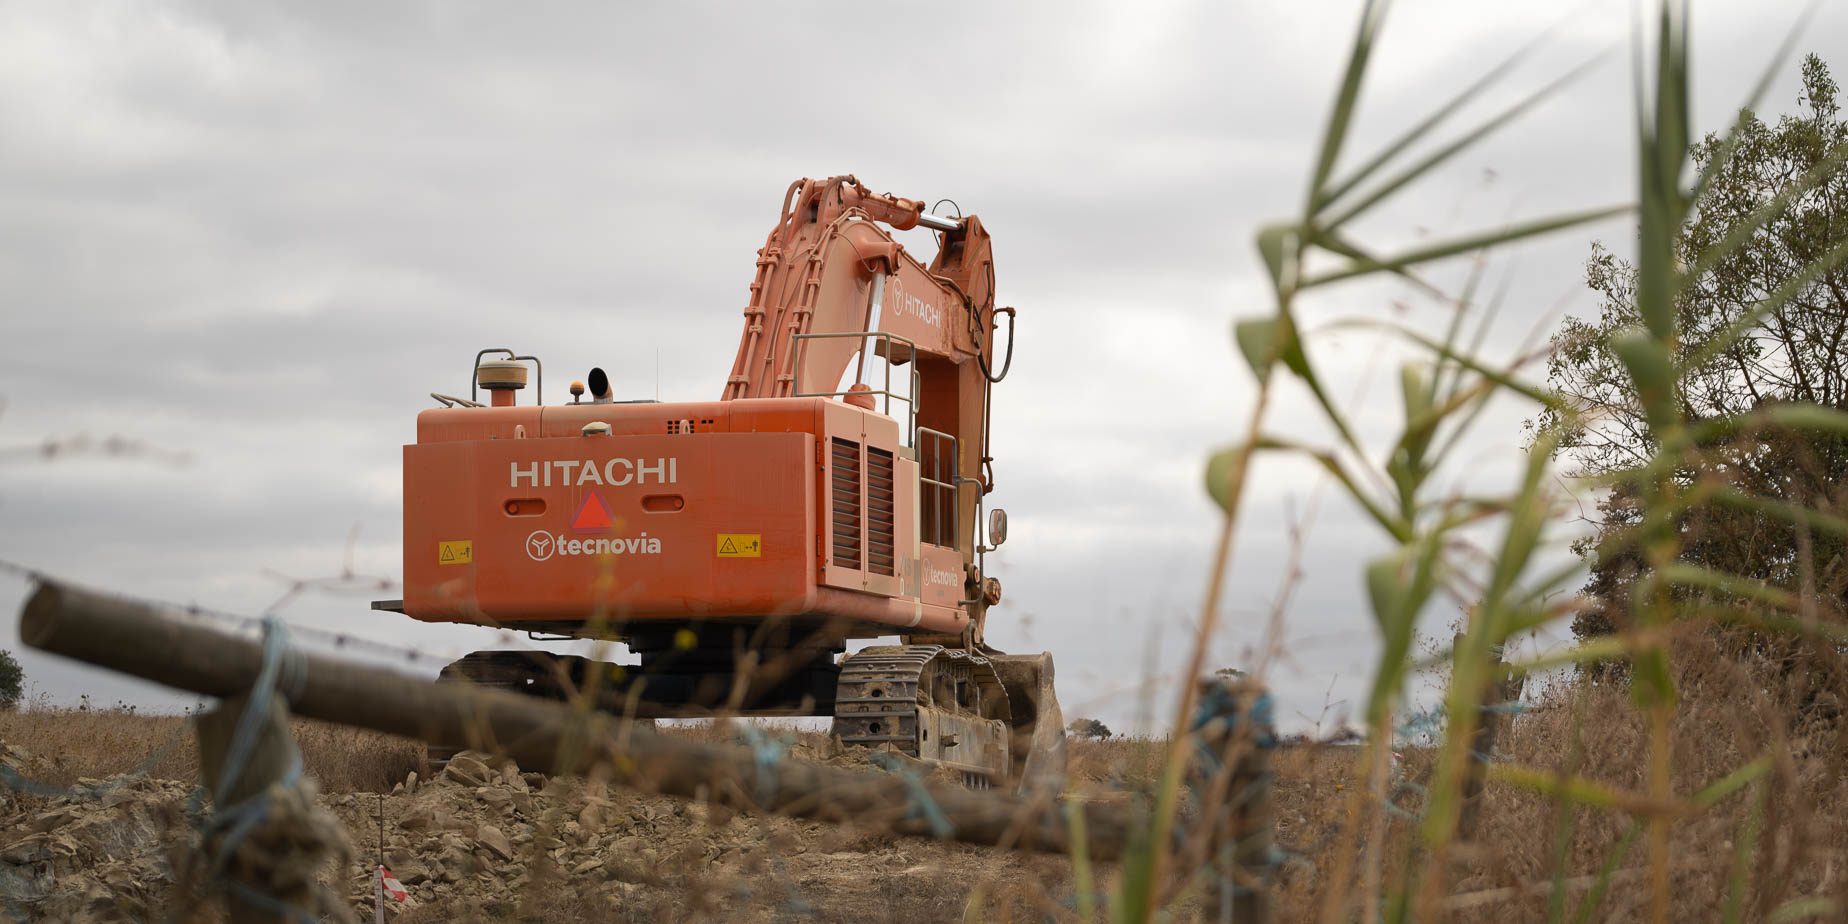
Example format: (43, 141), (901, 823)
(724, 175), (999, 402)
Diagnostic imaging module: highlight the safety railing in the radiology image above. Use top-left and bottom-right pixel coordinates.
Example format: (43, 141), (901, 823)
(790, 331), (922, 444)
(471, 348), (542, 405)
(960, 473), (989, 606)
(916, 427), (961, 548)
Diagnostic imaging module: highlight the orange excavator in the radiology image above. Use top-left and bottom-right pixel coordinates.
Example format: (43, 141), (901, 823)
(375, 176), (1065, 789)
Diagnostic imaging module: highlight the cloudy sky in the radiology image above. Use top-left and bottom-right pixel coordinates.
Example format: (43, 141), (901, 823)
(2, 1), (1844, 733)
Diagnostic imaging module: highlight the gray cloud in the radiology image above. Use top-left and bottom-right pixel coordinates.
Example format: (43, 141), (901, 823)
(2, 1), (1845, 734)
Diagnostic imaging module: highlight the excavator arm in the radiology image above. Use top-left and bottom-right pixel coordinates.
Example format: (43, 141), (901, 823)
(721, 175), (1012, 646)
(721, 175), (1000, 403)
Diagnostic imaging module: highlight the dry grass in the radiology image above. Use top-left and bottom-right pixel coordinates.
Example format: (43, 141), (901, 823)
(1067, 735), (1166, 791)
(1450, 635), (1848, 921)
(1253, 632), (1848, 921)
(0, 705), (424, 794)
(7, 644), (1846, 922)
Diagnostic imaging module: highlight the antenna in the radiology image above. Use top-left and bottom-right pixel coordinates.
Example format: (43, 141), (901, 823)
(655, 349), (660, 400)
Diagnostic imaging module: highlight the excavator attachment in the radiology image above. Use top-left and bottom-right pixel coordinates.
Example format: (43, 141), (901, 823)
(832, 645), (1012, 787)
(990, 651), (1067, 794)
(829, 646), (1066, 793)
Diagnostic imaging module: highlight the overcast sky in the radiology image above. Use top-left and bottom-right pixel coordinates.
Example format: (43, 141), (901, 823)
(2, 1), (1844, 734)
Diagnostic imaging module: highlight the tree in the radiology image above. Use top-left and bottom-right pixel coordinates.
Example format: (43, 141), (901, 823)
(1539, 55), (1848, 644)
(1067, 718), (1112, 740)
(0, 649), (22, 710)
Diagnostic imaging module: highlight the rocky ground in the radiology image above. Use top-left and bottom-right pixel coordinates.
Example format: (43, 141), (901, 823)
(1, 739), (1080, 922)
(1, 746), (192, 922)
(0, 709), (1373, 922)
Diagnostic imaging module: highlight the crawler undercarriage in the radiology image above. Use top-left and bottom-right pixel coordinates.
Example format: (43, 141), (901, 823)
(431, 635), (1065, 793)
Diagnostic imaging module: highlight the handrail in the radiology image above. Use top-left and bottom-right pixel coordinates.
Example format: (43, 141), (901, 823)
(430, 392), (484, 408)
(790, 331), (921, 444)
(957, 473), (986, 607)
(471, 349), (543, 406)
(916, 426), (959, 549)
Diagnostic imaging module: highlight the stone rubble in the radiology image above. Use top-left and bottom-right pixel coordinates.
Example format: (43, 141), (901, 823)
(1, 743), (191, 922)
(2, 742), (913, 920)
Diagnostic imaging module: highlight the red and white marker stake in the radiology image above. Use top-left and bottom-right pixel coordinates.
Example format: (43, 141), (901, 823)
(375, 864), (409, 921)
(380, 867), (408, 902)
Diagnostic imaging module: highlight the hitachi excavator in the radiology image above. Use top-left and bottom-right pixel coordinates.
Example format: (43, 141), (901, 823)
(375, 175), (1064, 790)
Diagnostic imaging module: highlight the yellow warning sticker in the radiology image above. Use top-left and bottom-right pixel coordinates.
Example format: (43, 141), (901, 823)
(716, 534), (762, 558)
(438, 540), (472, 565)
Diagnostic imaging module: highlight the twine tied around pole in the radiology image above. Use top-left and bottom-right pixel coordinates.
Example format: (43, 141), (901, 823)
(1186, 678), (1279, 923)
(868, 751), (954, 837)
(738, 725), (791, 806)
(191, 617), (354, 923)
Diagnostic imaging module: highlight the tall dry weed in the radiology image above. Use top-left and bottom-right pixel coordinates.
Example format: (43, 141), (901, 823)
(1178, 1), (1848, 921)
(0, 707), (422, 794)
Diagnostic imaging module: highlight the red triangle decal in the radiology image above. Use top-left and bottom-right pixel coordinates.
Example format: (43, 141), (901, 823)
(571, 490), (613, 532)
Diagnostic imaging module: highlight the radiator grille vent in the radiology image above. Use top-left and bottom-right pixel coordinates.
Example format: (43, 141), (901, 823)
(866, 447), (896, 576)
(830, 438), (862, 569)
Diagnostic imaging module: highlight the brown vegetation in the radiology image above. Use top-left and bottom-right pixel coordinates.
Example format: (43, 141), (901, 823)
(0, 706), (424, 796)
(4, 644), (1845, 922)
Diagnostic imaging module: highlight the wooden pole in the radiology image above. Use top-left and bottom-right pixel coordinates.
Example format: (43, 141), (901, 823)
(20, 581), (1129, 858)
(193, 686), (354, 922)
(1456, 639), (1522, 840)
(195, 692), (301, 924)
(1189, 678), (1275, 923)
(375, 793), (385, 924)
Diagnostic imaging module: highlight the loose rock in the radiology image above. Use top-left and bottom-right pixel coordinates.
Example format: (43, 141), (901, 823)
(475, 824), (513, 861)
(443, 755), (492, 787)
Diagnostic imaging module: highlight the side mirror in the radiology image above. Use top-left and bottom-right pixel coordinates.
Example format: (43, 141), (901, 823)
(987, 508), (1008, 548)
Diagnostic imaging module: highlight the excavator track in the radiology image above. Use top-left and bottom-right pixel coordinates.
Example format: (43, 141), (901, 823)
(831, 645), (1012, 788)
(427, 651), (545, 769)
(428, 644), (1065, 794)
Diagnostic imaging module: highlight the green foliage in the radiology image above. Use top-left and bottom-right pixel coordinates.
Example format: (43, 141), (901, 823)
(1540, 55), (1848, 645)
(1066, 718), (1113, 740)
(0, 649), (21, 710)
(1189, 2), (1847, 920)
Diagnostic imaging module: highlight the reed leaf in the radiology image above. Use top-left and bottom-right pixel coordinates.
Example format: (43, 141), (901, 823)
(1316, 24), (1563, 215)
(1307, 0), (1390, 213)
(1300, 204), (1630, 289)
(1321, 53), (1607, 230)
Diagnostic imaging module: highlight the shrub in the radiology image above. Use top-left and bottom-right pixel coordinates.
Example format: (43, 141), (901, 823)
(0, 649), (22, 711)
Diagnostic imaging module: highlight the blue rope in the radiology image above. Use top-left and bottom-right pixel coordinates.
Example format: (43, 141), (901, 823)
(0, 714), (195, 798)
(226, 881), (317, 922)
(211, 618), (297, 807)
(737, 725), (790, 805)
(770, 852), (818, 915)
(5, 618), (317, 922)
(1395, 708), (1445, 741)
(867, 751), (953, 838)
(1187, 686), (1276, 752)
(194, 617), (314, 923)
(0, 738), (202, 924)
(1393, 698), (1527, 743)
(1186, 683), (1282, 903)
(0, 614), (320, 921)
